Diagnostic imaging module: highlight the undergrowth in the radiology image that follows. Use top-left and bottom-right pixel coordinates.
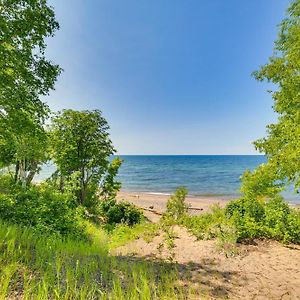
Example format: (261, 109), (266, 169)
(0, 220), (196, 300)
(166, 188), (300, 249)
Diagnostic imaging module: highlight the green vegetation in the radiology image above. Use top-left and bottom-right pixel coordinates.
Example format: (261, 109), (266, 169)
(226, 196), (300, 243)
(164, 187), (189, 221)
(0, 221), (193, 300)
(0, 180), (85, 239)
(99, 198), (143, 226)
(50, 109), (118, 208)
(240, 0), (300, 199)
(1, 0), (300, 298)
(0, 0), (61, 188)
(165, 188), (300, 245)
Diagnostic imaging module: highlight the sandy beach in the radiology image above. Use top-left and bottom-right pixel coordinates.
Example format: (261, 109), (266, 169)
(117, 191), (234, 222)
(114, 225), (300, 299)
(115, 192), (300, 299)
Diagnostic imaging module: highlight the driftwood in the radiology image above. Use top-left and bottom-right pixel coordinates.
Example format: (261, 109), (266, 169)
(141, 207), (163, 215)
(140, 206), (204, 216)
(188, 207), (204, 211)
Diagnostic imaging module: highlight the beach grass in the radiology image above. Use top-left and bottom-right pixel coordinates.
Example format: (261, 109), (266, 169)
(0, 220), (193, 300)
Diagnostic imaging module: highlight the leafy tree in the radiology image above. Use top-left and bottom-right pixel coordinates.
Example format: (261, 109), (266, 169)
(0, 109), (49, 187)
(98, 157), (122, 201)
(50, 109), (118, 207)
(241, 0), (300, 197)
(0, 0), (61, 186)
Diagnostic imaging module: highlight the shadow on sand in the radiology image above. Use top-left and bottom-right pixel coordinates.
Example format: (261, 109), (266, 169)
(114, 254), (246, 298)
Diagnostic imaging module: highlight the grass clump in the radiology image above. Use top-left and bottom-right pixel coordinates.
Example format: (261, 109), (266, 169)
(180, 204), (228, 240)
(108, 222), (159, 250)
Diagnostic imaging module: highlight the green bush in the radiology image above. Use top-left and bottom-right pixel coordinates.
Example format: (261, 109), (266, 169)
(0, 183), (85, 238)
(165, 187), (189, 221)
(179, 192), (300, 244)
(0, 174), (14, 194)
(181, 204), (228, 240)
(225, 196), (300, 243)
(225, 197), (265, 222)
(264, 196), (290, 239)
(285, 210), (300, 243)
(99, 198), (143, 226)
(225, 197), (266, 240)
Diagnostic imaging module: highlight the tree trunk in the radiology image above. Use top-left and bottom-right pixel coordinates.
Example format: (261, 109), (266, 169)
(81, 165), (85, 205)
(59, 174), (64, 192)
(14, 161), (20, 183)
(20, 159), (27, 189)
(26, 161), (37, 185)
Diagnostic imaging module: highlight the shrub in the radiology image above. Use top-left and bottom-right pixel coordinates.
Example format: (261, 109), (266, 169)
(264, 196), (290, 239)
(165, 187), (189, 221)
(99, 197), (117, 214)
(214, 222), (238, 257)
(285, 210), (300, 243)
(180, 193), (300, 244)
(0, 174), (15, 194)
(0, 183), (85, 238)
(181, 204), (228, 240)
(225, 197), (265, 222)
(225, 195), (300, 243)
(225, 197), (266, 241)
(99, 198), (143, 226)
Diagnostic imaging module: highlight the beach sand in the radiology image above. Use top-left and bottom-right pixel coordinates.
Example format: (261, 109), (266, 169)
(114, 191), (300, 299)
(117, 191), (234, 222)
(114, 225), (300, 299)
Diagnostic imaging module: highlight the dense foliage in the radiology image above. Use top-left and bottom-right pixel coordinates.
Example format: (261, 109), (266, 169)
(180, 196), (300, 244)
(226, 196), (300, 243)
(50, 110), (119, 208)
(0, 0), (61, 187)
(241, 0), (300, 197)
(0, 176), (85, 238)
(99, 198), (143, 226)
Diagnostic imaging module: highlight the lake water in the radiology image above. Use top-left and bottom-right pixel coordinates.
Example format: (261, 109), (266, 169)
(37, 155), (300, 203)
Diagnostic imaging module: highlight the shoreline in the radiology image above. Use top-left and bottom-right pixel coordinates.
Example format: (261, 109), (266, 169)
(117, 190), (300, 222)
(117, 191), (235, 222)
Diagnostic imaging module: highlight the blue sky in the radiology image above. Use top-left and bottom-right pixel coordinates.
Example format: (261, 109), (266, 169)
(46, 0), (290, 155)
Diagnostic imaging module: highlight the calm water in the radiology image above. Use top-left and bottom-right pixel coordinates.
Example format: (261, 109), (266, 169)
(117, 155), (264, 197)
(37, 155), (300, 203)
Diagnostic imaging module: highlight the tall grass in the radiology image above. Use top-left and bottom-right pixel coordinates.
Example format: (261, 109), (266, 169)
(108, 222), (159, 250)
(0, 221), (191, 299)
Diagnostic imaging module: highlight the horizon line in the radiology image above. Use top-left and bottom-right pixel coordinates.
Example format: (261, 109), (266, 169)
(114, 154), (264, 156)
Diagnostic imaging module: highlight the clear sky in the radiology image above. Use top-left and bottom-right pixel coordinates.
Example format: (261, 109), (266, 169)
(46, 0), (290, 155)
